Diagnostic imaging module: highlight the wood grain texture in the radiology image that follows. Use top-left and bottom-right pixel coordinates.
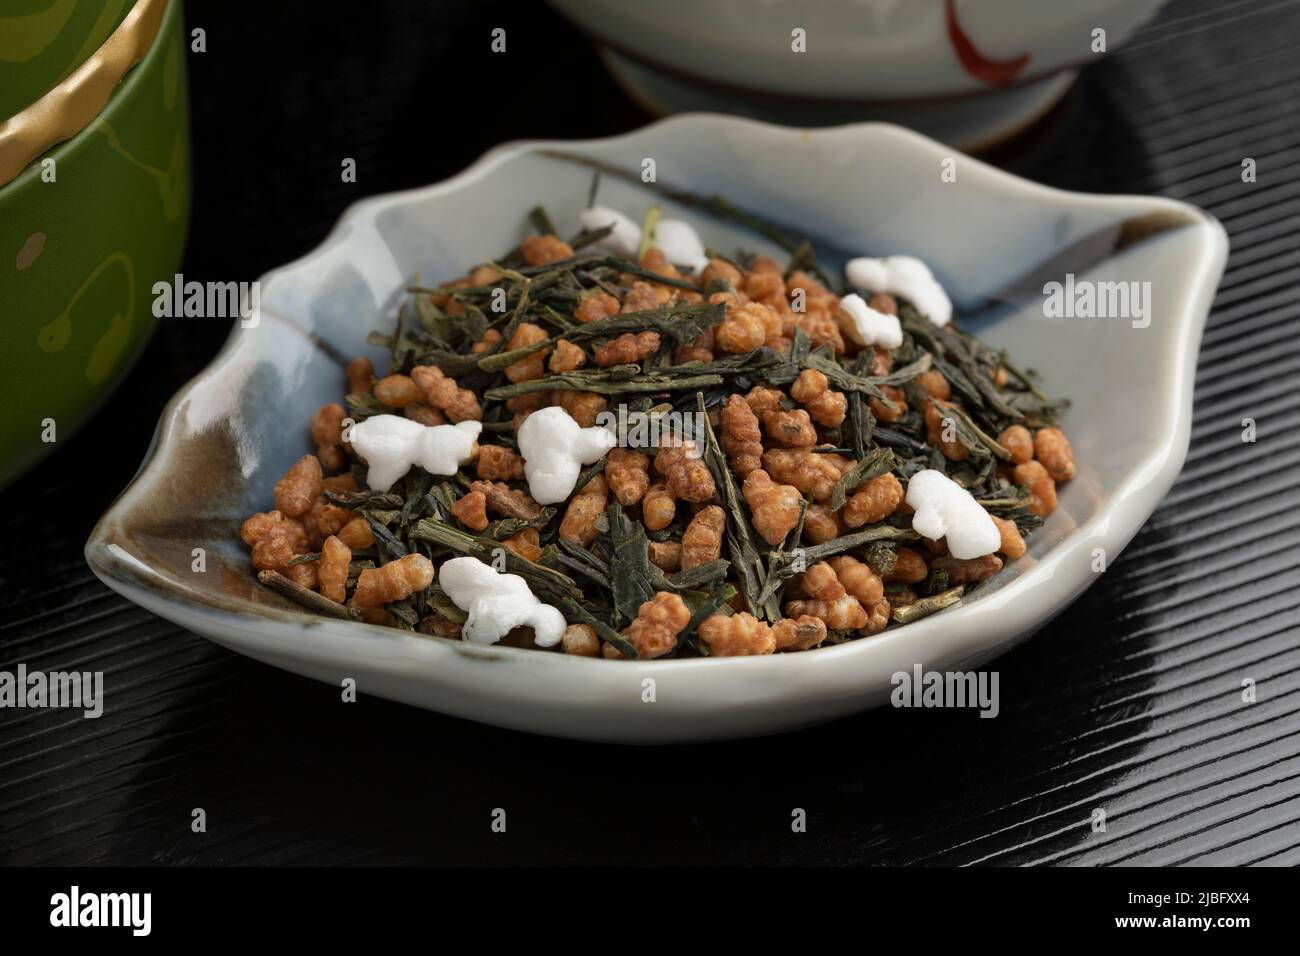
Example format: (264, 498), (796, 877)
(1, 0), (1298, 866)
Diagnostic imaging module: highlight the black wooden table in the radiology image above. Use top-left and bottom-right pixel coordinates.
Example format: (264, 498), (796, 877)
(2, 0), (1298, 866)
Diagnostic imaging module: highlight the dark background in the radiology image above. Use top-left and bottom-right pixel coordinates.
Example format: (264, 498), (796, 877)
(2, 0), (1299, 865)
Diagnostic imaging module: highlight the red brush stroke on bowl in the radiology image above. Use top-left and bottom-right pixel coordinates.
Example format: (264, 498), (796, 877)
(946, 0), (1031, 87)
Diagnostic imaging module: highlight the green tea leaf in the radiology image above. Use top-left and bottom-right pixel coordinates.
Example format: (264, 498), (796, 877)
(696, 393), (778, 620)
(485, 366), (723, 400)
(828, 447), (896, 511)
(759, 525), (919, 605)
(606, 501), (656, 627)
(559, 599), (638, 659)
(562, 302), (726, 346)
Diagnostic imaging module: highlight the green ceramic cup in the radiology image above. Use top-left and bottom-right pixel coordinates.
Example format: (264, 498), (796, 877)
(0, 0), (190, 487)
(0, 1), (135, 123)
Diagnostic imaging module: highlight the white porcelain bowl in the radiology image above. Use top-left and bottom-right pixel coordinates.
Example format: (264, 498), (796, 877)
(86, 115), (1226, 743)
(547, 0), (1167, 147)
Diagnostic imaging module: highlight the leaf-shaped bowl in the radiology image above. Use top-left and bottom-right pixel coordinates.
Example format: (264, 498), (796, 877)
(86, 115), (1227, 743)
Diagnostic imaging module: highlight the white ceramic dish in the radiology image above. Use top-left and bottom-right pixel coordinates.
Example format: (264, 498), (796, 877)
(86, 115), (1227, 743)
(547, 0), (1167, 148)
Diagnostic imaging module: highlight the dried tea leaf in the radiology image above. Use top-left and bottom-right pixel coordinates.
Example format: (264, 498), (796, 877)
(485, 366), (723, 400)
(892, 585), (964, 624)
(828, 447), (896, 512)
(559, 599), (638, 659)
(563, 302), (725, 346)
(605, 501), (656, 627)
(695, 393), (778, 620)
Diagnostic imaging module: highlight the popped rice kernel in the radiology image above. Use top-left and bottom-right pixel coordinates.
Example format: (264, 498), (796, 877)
(450, 490), (489, 531)
(699, 612), (775, 656)
(642, 482), (677, 531)
(548, 339), (587, 373)
(673, 326), (714, 364)
(470, 328), (502, 354)
(720, 394), (763, 476)
(772, 615), (828, 652)
(997, 424), (1033, 465)
(273, 455), (323, 518)
(828, 555), (885, 608)
(621, 281), (664, 313)
(551, 389), (607, 428)
(1033, 427), (1076, 481)
(647, 540), (682, 572)
(863, 598), (891, 635)
(241, 510), (309, 571)
(931, 553), (1003, 584)
(520, 234), (574, 266)
(883, 546), (928, 584)
(924, 398), (969, 462)
(503, 322), (550, 383)
(561, 623), (600, 657)
(620, 591), (691, 659)
(311, 403), (346, 468)
(575, 289), (621, 324)
(715, 303), (767, 354)
(346, 357), (375, 395)
(1012, 460), (1058, 517)
(700, 258), (742, 287)
(352, 553), (435, 609)
(337, 516), (374, 550)
(744, 385), (784, 417)
(761, 447), (851, 502)
(410, 364), (482, 422)
(801, 504), (842, 544)
(503, 528), (542, 562)
(319, 535), (351, 605)
(477, 444), (525, 481)
(593, 330), (661, 367)
(374, 374), (422, 409)
(868, 384), (908, 423)
(681, 505), (726, 570)
(992, 515), (1027, 559)
(915, 370), (951, 401)
(789, 369), (847, 427)
(762, 408), (818, 448)
(742, 469), (803, 546)
(283, 561), (318, 590)
(605, 448), (651, 507)
(471, 480), (541, 520)
(842, 472), (904, 528)
(654, 441), (716, 502)
(404, 402), (446, 427)
(559, 474), (608, 546)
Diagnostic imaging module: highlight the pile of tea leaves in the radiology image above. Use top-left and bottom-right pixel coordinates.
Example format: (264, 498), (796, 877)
(332, 206), (1064, 658)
